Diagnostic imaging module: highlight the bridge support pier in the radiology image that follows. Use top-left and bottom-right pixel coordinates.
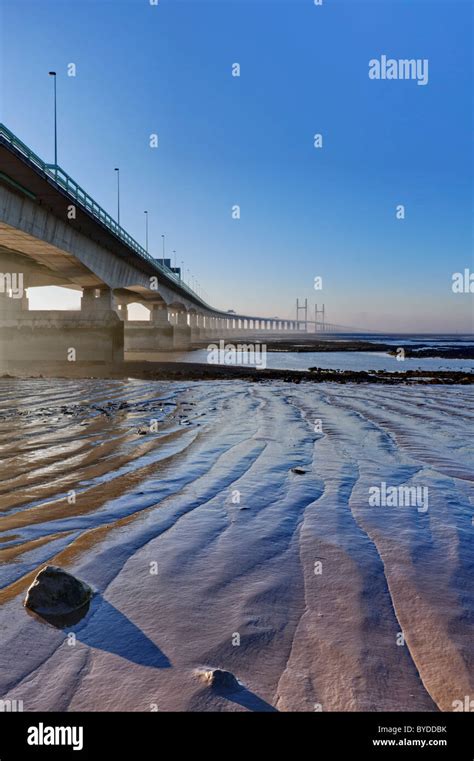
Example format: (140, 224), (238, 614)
(173, 311), (192, 349)
(125, 304), (173, 352)
(189, 313), (203, 342)
(0, 286), (124, 372)
(124, 304), (192, 353)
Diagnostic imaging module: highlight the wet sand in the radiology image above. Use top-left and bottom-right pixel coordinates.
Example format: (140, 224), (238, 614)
(0, 378), (472, 711)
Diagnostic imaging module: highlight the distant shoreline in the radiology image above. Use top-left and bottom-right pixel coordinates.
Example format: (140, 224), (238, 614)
(1, 361), (473, 384)
(193, 337), (474, 360)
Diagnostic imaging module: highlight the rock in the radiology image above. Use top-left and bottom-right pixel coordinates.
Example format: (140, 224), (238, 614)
(199, 668), (241, 691)
(24, 566), (93, 617)
(291, 467), (307, 475)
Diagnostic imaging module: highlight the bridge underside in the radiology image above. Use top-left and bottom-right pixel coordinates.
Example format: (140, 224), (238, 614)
(0, 183), (312, 373)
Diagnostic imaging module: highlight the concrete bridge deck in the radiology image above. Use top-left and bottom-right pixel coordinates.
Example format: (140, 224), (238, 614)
(0, 123), (342, 371)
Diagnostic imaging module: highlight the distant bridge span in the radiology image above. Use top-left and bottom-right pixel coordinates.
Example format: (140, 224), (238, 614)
(0, 123), (355, 368)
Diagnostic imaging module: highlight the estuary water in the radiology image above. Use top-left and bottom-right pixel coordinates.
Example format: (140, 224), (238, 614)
(126, 349), (474, 373)
(126, 333), (474, 372)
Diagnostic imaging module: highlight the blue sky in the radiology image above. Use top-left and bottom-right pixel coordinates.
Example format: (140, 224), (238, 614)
(1, 0), (472, 331)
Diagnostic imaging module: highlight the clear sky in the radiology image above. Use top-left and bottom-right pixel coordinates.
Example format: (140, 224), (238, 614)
(0, 0), (472, 331)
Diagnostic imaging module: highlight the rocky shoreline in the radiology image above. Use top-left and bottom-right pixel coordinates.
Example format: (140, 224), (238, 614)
(2, 360), (472, 384)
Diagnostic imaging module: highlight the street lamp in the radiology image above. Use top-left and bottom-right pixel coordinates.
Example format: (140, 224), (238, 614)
(114, 168), (120, 226)
(161, 234), (165, 265)
(48, 71), (57, 166)
(144, 211), (148, 253)
(180, 260), (184, 281)
(173, 250), (177, 270)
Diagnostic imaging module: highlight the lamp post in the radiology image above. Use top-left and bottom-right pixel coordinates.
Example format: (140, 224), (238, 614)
(173, 250), (176, 270)
(161, 234), (165, 265)
(180, 261), (184, 281)
(114, 168), (120, 226)
(48, 71), (57, 167)
(144, 211), (148, 253)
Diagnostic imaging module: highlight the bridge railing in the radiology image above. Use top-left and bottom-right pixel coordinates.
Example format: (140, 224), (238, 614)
(0, 122), (205, 306)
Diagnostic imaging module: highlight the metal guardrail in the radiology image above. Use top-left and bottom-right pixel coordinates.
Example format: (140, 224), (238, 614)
(0, 122), (207, 307)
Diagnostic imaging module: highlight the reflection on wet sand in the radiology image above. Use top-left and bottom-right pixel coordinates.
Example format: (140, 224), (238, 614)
(0, 379), (472, 711)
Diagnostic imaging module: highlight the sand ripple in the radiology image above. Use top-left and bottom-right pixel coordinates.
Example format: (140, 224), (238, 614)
(0, 379), (472, 711)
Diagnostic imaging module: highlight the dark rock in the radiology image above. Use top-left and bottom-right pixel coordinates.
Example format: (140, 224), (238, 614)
(24, 565), (93, 617)
(291, 467), (307, 475)
(199, 668), (241, 691)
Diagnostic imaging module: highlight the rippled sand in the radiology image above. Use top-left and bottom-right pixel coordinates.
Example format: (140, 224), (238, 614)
(0, 379), (472, 712)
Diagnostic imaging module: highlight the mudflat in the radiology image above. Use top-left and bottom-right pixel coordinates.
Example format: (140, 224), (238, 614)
(0, 378), (472, 711)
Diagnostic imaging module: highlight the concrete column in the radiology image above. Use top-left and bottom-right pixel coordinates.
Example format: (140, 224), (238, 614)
(0, 285), (125, 371)
(81, 286), (118, 315)
(190, 312), (203, 342)
(150, 304), (170, 324)
(173, 310), (191, 348)
(117, 303), (128, 321)
(0, 290), (29, 315)
(125, 301), (193, 352)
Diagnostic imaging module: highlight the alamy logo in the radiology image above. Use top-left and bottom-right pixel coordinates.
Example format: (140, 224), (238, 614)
(0, 272), (24, 298)
(452, 696), (474, 711)
(452, 269), (474, 293)
(369, 482), (429, 513)
(369, 55), (429, 86)
(27, 723), (84, 752)
(0, 698), (23, 711)
(207, 340), (267, 369)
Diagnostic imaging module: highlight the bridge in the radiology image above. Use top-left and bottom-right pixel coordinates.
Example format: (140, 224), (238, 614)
(0, 123), (350, 370)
